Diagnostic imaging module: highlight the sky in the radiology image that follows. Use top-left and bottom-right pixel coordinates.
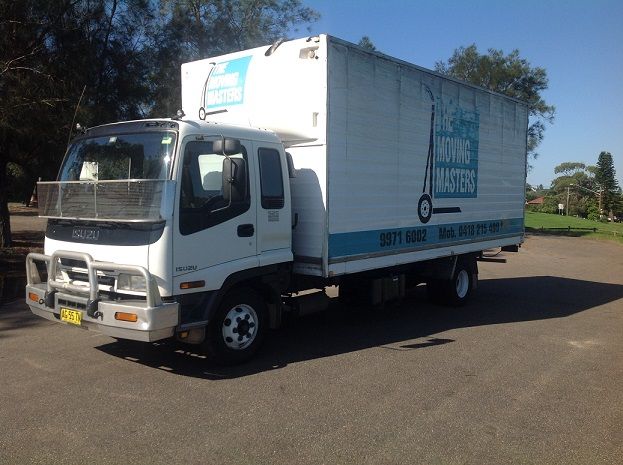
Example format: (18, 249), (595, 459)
(298, 0), (623, 189)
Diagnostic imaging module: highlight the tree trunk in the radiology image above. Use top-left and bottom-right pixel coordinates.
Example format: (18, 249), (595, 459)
(0, 157), (12, 247)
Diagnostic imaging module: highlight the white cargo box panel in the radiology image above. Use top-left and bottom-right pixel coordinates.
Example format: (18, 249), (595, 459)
(181, 35), (527, 278)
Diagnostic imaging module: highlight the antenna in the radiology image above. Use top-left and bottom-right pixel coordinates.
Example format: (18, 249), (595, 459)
(265, 38), (285, 56)
(198, 62), (217, 120)
(66, 85), (87, 147)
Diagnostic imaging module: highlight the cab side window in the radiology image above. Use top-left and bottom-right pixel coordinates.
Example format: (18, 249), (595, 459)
(179, 140), (249, 235)
(258, 148), (284, 209)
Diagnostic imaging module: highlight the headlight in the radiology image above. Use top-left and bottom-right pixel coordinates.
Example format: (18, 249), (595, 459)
(117, 274), (146, 292)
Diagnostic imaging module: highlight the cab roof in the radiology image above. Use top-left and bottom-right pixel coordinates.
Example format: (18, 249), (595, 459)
(79, 118), (283, 145)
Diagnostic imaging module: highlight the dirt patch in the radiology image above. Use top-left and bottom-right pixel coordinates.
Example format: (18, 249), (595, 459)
(1, 204), (46, 301)
(9, 202), (47, 234)
(1, 205), (45, 265)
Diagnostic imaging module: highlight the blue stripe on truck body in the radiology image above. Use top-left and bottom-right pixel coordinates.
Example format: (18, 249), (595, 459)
(328, 217), (524, 260)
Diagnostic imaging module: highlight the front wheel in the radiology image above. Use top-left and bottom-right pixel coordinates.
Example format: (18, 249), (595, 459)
(204, 288), (267, 365)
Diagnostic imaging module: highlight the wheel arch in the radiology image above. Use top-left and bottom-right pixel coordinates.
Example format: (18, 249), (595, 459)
(202, 263), (290, 328)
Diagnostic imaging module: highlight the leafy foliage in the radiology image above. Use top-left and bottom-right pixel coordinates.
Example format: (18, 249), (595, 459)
(554, 162), (586, 177)
(545, 162), (597, 217)
(595, 151), (620, 216)
(357, 36), (376, 51)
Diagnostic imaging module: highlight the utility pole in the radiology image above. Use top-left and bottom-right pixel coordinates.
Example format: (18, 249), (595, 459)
(566, 186), (570, 216)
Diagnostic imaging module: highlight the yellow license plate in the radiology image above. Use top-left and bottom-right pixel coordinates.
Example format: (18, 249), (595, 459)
(60, 308), (82, 326)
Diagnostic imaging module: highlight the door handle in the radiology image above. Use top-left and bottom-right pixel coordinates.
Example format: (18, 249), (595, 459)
(237, 224), (254, 237)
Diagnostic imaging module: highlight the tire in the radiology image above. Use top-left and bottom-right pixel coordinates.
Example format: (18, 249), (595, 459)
(427, 259), (475, 307)
(204, 287), (267, 365)
(418, 194), (433, 224)
(445, 261), (473, 306)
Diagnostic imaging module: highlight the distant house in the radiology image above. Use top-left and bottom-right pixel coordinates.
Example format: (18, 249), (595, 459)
(526, 196), (545, 205)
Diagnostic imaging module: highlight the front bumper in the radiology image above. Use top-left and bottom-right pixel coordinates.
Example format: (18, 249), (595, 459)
(25, 250), (178, 342)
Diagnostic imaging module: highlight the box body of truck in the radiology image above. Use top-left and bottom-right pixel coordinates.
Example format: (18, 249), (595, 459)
(181, 35), (527, 279)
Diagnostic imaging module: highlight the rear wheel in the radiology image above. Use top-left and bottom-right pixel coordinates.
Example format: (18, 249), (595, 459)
(427, 258), (475, 306)
(204, 287), (267, 365)
(446, 264), (473, 306)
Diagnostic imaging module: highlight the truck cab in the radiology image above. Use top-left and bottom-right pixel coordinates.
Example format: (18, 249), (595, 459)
(26, 118), (293, 363)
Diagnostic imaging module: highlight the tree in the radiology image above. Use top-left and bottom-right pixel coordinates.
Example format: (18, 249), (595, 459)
(0, 0), (157, 247)
(0, 0), (69, 247)
(435, 45), (555, 159)
(358, 36), (376, 51)
(554, 162), (586, 177)
(548, 162), (598, 217)
(595, 151), (620, 216)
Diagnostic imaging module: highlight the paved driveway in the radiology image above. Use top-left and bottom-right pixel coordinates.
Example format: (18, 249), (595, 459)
(1, 235), (622, 464)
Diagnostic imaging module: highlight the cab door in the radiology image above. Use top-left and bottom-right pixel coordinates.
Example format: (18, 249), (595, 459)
(172, 136), (258, 291)
(254, 143), (292, 267)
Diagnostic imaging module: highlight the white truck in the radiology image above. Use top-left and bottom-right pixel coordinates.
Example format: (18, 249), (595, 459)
(25, 35), (527, 364)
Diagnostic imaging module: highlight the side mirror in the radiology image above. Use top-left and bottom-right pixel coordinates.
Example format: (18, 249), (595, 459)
(222, 158), (247, 203)
(213, 137), (241, 156)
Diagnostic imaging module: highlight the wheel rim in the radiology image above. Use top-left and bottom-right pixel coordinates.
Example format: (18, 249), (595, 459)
(221, 304), (258, 350)
(420, 200), (430, 217)
(455, 270), (469, 299)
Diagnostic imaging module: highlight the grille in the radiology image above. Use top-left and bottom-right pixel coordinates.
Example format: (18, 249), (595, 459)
(37, 180), (172, 222)
(60, 258), (87, 268)
(57, 298), (86, 310)
(66, 271), (115, 287)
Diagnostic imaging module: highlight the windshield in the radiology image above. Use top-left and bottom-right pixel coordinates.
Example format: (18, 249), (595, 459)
(59, 131), (176, 181)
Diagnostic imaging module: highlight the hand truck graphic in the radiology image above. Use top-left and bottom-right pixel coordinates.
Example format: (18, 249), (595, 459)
(418, 86), (462, 224)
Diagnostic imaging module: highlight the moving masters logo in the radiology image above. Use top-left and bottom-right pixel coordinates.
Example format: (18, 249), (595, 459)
(434, 102), (479, 198)
(204, 56), (252, 109)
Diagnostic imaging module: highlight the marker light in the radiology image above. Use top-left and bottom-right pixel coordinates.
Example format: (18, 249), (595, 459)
(114, 312), (138, 322)
(180, 280), (205, 290)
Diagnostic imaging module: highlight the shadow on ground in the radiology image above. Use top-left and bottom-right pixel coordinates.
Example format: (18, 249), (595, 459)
(526, 228), (593, 238)
(0, 231), (45, 301)
(10, 230), (45, 246)
(91, 275), (623, 380)
(0, 301), (52, 339)
(525, 228), (622, 243)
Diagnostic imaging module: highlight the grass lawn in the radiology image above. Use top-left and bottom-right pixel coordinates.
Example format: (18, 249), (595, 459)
(525, 211), (623, 244)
